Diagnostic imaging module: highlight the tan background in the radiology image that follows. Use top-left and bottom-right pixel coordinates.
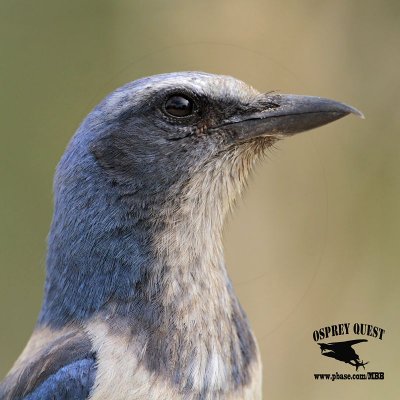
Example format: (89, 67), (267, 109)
(0, 1), (399, 399)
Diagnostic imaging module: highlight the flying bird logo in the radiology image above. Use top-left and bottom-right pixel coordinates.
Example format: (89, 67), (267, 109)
(318, 339), (369, 370)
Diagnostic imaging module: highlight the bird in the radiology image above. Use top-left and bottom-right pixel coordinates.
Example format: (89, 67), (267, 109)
(0, 72), (362, 400)
(318, 339), (369, 370)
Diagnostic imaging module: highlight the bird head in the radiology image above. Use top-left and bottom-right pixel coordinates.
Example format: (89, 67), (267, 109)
(60, 72), (361, 225)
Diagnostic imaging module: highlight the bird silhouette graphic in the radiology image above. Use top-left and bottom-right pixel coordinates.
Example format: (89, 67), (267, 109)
(318, 339), (369, 370)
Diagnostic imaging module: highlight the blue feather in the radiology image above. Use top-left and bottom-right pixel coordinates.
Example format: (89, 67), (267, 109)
(24, 358), (96, 400)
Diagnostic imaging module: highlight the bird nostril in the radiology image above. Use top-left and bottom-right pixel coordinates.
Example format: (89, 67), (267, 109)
(258, 99), (280, 110)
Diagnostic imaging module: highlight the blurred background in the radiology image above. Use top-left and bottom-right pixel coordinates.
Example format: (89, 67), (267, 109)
(0, 1), (399, 398)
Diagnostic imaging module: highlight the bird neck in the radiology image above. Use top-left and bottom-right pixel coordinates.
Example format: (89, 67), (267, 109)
(39, 172), (232, 323)
(38, 140), (259, 393)
(39, 137), (258, 328)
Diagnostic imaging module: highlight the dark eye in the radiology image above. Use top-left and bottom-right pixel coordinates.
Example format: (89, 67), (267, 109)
(164, 95), (195, 118)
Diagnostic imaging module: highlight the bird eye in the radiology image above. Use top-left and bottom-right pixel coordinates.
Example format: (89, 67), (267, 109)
(164, 95), (195, 118)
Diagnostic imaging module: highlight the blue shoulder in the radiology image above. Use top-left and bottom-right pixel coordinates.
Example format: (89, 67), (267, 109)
(24, 358), (96, 400)
(0, 327), (97, 400)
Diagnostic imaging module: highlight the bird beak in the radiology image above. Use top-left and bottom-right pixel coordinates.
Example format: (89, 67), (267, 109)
(214, 94), (364, 141)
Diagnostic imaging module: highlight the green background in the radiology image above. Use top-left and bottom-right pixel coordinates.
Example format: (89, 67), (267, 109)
(1, 1), (399, 398)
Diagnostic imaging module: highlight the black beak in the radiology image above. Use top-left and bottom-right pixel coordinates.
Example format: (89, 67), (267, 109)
(214, 94), (363, 141)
